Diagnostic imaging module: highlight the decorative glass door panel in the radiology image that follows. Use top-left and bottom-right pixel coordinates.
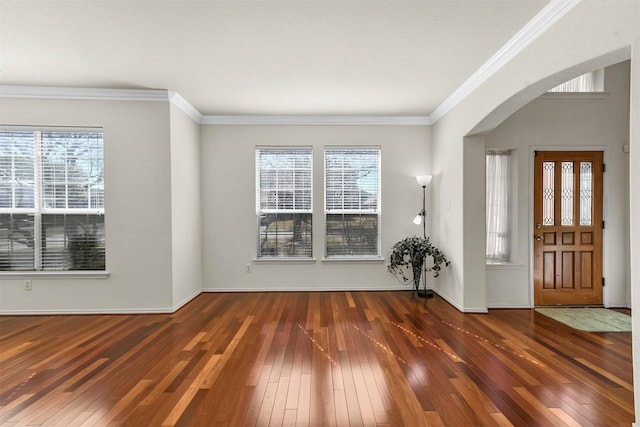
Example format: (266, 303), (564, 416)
(561, 161), (574, 226)
(542, 162), (555, 225)
(580, 162), (593, 226)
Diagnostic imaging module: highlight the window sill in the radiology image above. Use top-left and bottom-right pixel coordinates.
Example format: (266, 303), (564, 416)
(486, 262), (523, 270)
(541, 92), (609, 100)
(253, 258), (317, 263)
(0, 271), (110, 279)
(322, 257), (385, 263)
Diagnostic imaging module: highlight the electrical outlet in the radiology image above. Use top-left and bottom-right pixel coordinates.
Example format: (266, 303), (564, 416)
(246, 264), (252, 273)
(24, 280), (32, 291)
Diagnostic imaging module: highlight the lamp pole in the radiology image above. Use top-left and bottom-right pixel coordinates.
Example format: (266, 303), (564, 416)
(414, 175), (433, 298)
(421, 184), (426, 240)
(418, 184), (433, 297)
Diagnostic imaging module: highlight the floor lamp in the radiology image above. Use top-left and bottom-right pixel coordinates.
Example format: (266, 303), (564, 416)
(413, 175), (433, 298)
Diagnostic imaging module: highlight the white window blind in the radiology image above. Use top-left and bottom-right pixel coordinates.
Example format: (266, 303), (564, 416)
(256, 147), (312, 258)
(486, 150), (510, 262)
(324, 147), (380, 257)
(0, 128), (105, 271)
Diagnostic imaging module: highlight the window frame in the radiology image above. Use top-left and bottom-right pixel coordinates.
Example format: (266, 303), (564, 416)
(323, 146), (381, 259)
(255, 146), (314, 259)
(0, 126), (106, 275)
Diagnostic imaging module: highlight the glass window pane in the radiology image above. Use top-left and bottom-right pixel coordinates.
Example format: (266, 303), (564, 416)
(257, 148), (312, 213)
(41, 131), (104, 210)
(561, 161), (574, 226)
(0, 131), (35, 209)
(580, 162), (593, 226)
(543, 161), (555, 226)
(325, 149), (379, 212)
(41, 214), (105, 270)
(258, 213), (312, 257)
(0, 214), (35, 270)
(326, 214), (378, 256)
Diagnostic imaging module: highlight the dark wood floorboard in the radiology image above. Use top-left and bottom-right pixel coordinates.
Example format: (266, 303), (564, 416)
(0, 292), (633, 426)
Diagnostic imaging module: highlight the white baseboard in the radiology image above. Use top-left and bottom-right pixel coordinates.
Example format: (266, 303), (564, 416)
(431, 289), (489, 313)
(605, 303), (632, 309)
(0, 290), (203, 315)
(201, 285), (412, 293)
(0, 286), (495, 315)
(172, 290), (202, 312)
(0, 307), (177, 315)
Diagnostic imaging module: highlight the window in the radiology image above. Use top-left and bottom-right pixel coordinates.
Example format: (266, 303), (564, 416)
(486, 150), (510, 262)
(0, 128), (105, 271)
(324, 147), (380, 257)
(548, 69), (604, 92)
(256, 147), (312, 258)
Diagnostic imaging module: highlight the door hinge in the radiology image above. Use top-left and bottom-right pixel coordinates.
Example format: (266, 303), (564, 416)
(602, 220), (605, 229)
(533, 150), (538, 157)
(602, 277), (605, 287)
(603, 163), (606, 172)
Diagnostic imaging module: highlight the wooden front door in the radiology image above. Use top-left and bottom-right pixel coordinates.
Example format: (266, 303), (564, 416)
(533, 151), (604, 306)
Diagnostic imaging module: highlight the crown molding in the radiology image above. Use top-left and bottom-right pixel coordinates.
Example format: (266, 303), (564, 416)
(0, 85), (204, 124)
(429, 0), (581, 124)
(1, 85), (429, 126)
(200, 114), (431, 126)
(168, 91), (203, 123)
(0, 85), (169, 102)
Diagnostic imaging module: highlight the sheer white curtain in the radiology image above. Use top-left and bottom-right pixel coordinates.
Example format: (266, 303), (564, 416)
(486, 151), (510, 262)
(548, 72), (594, 92)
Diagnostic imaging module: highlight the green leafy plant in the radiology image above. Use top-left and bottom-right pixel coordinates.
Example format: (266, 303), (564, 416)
(388, 236), (450, 291)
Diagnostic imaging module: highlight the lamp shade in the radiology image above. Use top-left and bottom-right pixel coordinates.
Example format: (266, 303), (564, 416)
(416, 175), (432, 187)
(413, 214), (422, 225)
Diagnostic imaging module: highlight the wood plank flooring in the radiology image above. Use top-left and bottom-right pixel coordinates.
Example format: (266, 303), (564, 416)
(0, 292), (634, 426)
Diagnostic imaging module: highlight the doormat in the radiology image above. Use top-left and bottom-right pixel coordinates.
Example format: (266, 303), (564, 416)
(535, 308), (631, 332)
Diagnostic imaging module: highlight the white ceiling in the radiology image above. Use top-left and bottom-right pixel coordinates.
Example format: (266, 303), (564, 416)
(0, 0), (552, 117)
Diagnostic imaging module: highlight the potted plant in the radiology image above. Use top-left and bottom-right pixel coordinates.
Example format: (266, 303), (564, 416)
(388, 236), (450, 296)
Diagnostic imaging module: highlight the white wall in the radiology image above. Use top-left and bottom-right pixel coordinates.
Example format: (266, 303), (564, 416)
(428, 2), (639, 417)
(629, 32), (640, 425)
(463, 134), (488, 312)
(200, 124), (433, 291)
(485, 61), (631, 308)
(170, 104), (202, 308)
(431, 0), (639, 313)
(0, 98), (175, 313)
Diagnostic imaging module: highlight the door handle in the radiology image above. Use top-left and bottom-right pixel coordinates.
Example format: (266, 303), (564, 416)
(536, 223), (542, 229)
(535, 235), (543, 241)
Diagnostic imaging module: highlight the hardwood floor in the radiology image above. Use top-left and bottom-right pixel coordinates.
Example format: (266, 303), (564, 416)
(0, 292), (634, 426)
